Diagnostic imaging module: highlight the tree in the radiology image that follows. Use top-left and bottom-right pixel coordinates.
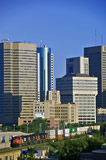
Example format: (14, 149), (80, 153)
(59, 120), (65, 129)
(58, 137), (104, 160)
(17, 118), (48, 134)
(58, 138), (88, 160)
(27, 147), (35, 160)
(84, 136), (104, 152)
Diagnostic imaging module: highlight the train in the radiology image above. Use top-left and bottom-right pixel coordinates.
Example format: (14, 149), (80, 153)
(11, 125), (100, 147)
(11, 133), (48, 147)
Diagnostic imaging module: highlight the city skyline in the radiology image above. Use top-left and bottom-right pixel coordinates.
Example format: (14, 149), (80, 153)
(0, 0), (106, 79)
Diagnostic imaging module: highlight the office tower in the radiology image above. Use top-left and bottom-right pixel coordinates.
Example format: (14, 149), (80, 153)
(84, 46), (106, 108)
(0, 42), (38, 124)
(37, 45), (53, 101)
(66, 56), (89, 75)
(56, 74), (98, 123)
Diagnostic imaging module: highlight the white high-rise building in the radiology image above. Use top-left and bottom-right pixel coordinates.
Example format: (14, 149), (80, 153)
(56, 74), (98, 123)
(66, 56), (89, 75)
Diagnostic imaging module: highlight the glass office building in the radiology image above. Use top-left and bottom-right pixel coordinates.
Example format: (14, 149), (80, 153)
(37, 45), (53, 101)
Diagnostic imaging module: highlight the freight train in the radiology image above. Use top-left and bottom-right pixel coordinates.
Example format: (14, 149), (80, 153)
(11, 125), (100, 147)
(11, 133), (48, 147)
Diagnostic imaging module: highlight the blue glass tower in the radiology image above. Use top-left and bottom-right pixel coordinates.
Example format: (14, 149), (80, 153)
(37, 45), (53, 101)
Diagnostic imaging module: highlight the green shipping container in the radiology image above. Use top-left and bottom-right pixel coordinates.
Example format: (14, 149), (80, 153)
(70, 128), (76, 133)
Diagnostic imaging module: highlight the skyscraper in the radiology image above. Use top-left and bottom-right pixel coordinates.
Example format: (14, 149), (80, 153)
(37, 45), (53, 101)
(56, 74), (98, 123)
(84, 46), (106, 108)
(66, 56), (89, 75)
(0, 42), (38, 124)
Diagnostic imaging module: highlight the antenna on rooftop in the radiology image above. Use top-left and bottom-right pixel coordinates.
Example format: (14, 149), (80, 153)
(95, 29), (96, 45)
(40, 40), (42, 47)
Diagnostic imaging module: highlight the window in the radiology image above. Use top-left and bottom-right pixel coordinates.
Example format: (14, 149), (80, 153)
(5, 156), (8, 160)
(1, 136), (5, 143)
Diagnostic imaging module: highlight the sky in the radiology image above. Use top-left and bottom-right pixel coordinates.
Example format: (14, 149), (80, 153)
(0, 0), (106, 84)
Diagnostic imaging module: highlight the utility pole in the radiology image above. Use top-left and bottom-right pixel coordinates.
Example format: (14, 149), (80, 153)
(27, 123), (28, 133)
(40, 123), (42, 133)
(13, 124), (15, 132)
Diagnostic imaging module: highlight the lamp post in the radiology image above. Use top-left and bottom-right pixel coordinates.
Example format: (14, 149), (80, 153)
(27, 123), (28, 133)
(13, 124), (15, 132)
(39, 123), (42, 133)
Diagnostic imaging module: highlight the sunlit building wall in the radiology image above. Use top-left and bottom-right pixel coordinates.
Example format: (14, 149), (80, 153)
(0, 42), (37, 124)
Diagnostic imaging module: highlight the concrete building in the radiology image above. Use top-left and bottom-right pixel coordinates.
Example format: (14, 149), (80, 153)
(37, 45), (53, 101)
(34, 100), (78, 125)
(56, 74), (98, 123)
(66, 56), (89, 75)
(84, 46), (106, 108)
(97, 108), (106, 122)
(47, 90), (61, 104)
(0, 42), (38, 124)
(47, 118), (60, 129)
(55, 103), (78, 124)
(34, 91), (78, 125)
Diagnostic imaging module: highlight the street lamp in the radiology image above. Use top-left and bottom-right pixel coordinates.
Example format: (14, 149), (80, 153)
(13, 124), (15, 132)
(39, 123), (42, 133)
(27, 123), (29, 133)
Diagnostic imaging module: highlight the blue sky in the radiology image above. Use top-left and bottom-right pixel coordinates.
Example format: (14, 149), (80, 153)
(0, 0), (106, 81)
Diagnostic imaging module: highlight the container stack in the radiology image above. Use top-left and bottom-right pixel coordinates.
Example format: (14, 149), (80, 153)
(56, 129), (63, 140)
(45, 130), (55, 139)
(63, 128), (70, 137)
(70, 128), (76, 136)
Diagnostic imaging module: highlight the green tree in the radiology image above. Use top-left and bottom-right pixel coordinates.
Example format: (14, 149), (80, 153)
(27, 147), (35, 160)
(84, 136), (104, 152)
(58, 137), (104, 160)
(59, 120), (65, 129)
(58, 138), (88, 160)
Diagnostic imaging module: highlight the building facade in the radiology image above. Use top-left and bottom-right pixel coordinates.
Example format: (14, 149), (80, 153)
(55, 103), (78, 124)
(37, 45), (53, 101)
(66, 56), (89, 75)
(47, 90), (61, 104)
(56, 74), (98, 123)
(34, 91), (78, 125)
(84, 46), (106, 108)
(97, 108), (106, 122)
(0, 42), (38, 124)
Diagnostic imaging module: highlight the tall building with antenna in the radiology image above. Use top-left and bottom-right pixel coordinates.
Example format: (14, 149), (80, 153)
(84, 45), (106, 108)
(37, 45), (53, 101)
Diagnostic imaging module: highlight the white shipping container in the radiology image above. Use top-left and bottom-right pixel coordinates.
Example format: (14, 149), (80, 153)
(49, 135), (56, 139)
(77, 127), (86, 132)
(56, 130), (63, 135)
(84, 127), (89, 132)
(64, 133), (70, 137)
(93, 125), (100, 130)
(45, 130), (55, 136)
(63, 128), (70, 134)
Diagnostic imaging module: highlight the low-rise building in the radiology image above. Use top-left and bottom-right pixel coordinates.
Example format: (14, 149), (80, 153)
(34, 100), (78, 125)
(55, 103), (78, 124)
